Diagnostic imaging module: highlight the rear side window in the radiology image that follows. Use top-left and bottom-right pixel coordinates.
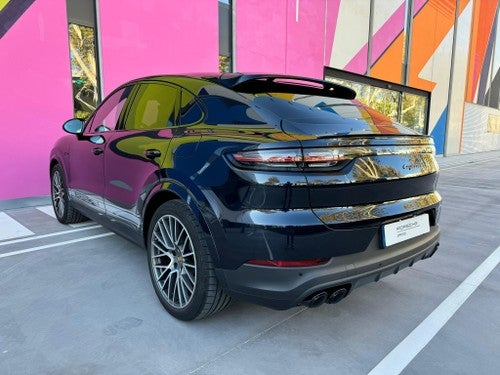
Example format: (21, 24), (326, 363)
(123, 83), (180, 130)
(197, 95), (265, 125)
(180, 90), (204, 125)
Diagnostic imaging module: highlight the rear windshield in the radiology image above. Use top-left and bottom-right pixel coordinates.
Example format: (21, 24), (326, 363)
(249, 93), (394, 125)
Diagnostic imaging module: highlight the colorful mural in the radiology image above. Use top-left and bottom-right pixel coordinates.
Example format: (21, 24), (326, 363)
(466, 0), (499, 107)
(1, 0), (499, 200)
(330, 0), (465, 154)
(0, 0), (219, 200)
(237, 0), (499, 155)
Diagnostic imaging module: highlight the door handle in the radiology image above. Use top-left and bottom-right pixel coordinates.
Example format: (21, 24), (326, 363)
(93, 148), (104, 155)
(144, 149), (161, 159)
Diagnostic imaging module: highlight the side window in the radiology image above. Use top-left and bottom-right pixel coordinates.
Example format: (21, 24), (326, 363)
(86, 86), (133, 133)
(180, 90), (204, 125)
(123, 83), (180, 130)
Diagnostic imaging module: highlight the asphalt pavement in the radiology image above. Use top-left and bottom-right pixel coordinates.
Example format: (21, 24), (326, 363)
(1, 150), (499, 375)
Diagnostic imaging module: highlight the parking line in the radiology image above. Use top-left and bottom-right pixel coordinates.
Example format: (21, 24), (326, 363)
(368, 244), (500, 375)
(0, 232), (115, 259)
(35, 205), (57, 219)
(0, 212), (34, 241)
(0, 225), (102, 246)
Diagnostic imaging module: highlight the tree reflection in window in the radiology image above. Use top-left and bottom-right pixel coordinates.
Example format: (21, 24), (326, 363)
(326, 77), (428, 134)
(69, 23), (98, 120)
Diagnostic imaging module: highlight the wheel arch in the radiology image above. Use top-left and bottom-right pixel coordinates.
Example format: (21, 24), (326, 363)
(49, 157), (61, 173)
(141, 181), (221, 266)
(49, 156), (70, 191)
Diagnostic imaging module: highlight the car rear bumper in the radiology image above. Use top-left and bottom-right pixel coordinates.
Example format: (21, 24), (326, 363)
(215, 225), (440, 310)
(206, 192), (441, 269)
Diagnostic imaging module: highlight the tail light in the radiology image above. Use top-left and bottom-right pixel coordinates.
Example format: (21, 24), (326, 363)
(246, 258), (330, 267)
(230, 148), (346, 170)
(229, 144), (435, 171)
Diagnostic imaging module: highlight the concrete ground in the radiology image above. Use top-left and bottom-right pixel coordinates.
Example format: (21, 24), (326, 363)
(1, 151), (499, 375)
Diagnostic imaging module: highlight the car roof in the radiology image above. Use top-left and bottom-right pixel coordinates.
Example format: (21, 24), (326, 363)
(120, 73), (356, 100)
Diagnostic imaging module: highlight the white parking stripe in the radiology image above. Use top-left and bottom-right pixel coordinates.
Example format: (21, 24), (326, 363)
(68, 221), (97, 228)
(0, 232), (115, 259)
(0, 212), (34, 241)
(36, 205), (56, 218)
(0, 224), (102, 247)
(368, 245), (500, 375)
(36, 205), (95, 228)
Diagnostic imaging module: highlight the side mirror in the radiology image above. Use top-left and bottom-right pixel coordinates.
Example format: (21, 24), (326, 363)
(63, 118), (84, 134)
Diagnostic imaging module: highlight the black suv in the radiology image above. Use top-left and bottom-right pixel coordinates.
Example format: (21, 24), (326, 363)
(50, 74), (440, 320)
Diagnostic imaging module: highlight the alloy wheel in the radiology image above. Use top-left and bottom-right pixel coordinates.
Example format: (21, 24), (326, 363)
(150, 215), (197, 308)
(52, 170), (65, 218)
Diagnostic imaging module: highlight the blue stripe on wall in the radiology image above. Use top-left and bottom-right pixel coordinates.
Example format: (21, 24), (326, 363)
(431, 107), (447, 155)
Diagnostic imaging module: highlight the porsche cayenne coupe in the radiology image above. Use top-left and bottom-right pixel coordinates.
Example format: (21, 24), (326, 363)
(50, 74), (441, 320)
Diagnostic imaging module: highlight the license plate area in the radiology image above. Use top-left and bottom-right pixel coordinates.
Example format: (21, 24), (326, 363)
(381, 213), (430, 248)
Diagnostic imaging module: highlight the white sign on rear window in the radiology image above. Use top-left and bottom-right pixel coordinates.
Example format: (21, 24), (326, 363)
(382, 213), (430, 247)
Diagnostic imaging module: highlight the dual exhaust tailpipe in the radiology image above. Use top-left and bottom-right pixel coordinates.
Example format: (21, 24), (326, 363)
(303, 287), (349, 308)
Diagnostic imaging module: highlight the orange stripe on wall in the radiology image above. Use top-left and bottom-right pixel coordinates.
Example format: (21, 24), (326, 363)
(409, 0), (470, 92)
(465, 0), (481, 102)
(465, 0), (498, 102)
(370, 34), (405, 84)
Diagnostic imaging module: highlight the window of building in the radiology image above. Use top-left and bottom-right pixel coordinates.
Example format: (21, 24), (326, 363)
(66, 0), (100, 120)
(325, 67), (429, 134)
(219, 0), (232, 73)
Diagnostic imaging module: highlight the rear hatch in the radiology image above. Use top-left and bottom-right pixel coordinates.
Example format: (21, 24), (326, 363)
(249, 94), (439, 227)
(216, 74), (439, 226)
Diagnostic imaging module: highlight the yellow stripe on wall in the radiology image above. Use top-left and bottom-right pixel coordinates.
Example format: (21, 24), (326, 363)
(0, 0), (10, 12)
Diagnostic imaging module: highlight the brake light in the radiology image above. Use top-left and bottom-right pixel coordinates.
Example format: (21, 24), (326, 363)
(232, 149), (302, 167)
(303, 149), (345, 167)
(246, 258), (330, 267)
(231, 149), (345, 169)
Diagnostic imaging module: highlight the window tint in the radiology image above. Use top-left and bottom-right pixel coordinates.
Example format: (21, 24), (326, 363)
(86, 86), (133, 133)
(180, 90), (204, 125)
(123, 83), (180, 130)
(197, 96), (265, 125)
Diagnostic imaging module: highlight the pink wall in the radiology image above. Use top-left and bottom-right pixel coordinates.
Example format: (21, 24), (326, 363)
(236, 0), (328, 79)
(98, 0), (219, 95)
(0, 0), (73, 200)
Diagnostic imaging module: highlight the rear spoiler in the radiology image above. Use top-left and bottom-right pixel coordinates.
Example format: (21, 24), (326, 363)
(209, 74), (357, 100)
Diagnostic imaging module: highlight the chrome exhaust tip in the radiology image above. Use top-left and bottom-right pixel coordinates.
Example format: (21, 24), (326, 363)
(304, 291), (328, 308)
(327, 288), (348, 304)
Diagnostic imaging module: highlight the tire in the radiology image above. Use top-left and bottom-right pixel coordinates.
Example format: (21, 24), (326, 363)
(147, 200), (231, 320)
(50, 164), (88, 224)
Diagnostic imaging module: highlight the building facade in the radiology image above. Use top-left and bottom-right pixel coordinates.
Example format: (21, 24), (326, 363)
(1, 0), (499, 200)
